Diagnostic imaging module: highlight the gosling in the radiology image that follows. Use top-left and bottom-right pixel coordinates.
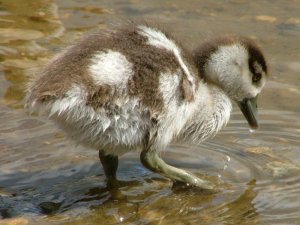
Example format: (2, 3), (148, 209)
(26, 25), (268, 190)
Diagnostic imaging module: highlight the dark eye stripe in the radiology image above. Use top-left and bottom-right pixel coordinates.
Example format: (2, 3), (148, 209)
(247, 45), (267, 75)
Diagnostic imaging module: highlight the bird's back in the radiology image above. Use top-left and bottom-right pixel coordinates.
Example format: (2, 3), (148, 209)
(26, 25), (200, 154)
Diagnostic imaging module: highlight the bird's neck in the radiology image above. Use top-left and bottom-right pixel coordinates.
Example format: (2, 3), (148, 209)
(180, 83), (232, 143)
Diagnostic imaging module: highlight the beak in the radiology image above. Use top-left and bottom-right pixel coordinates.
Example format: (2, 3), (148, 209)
(238, 96), (259, 129)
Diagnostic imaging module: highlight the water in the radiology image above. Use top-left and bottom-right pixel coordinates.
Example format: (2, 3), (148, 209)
(0, 0), (300, 224)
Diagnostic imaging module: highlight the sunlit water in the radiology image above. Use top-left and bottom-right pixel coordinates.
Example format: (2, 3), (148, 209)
(0, 1), (300, 224)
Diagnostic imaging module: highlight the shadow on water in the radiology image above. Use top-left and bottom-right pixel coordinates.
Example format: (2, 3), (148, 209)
(1, 0), (300, 224)
(0, 164), (259, 225)
(0, 155), (145, 218)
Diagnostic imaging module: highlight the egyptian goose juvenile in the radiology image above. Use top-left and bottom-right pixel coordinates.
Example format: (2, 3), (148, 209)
(26, 25), (268, 190)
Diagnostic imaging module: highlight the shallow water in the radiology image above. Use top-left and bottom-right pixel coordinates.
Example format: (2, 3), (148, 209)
(0, 0), (300, 224)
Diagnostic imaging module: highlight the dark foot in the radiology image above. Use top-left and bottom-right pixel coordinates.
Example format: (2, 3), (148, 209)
(106, 179), (140, 189)
(140, 149), (216, 190)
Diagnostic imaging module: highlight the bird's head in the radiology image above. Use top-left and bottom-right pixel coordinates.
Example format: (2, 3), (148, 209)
(194, 35), (268, 129)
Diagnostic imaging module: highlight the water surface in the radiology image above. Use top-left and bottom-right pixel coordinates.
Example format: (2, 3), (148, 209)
(0, 0), (300, 224)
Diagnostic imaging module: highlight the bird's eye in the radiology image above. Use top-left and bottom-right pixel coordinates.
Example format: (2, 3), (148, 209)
(252, 72), (262, 83)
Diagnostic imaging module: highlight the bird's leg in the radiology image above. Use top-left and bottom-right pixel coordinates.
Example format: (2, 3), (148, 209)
(140, 149), (215, 190)
(99, 150), (119, 187)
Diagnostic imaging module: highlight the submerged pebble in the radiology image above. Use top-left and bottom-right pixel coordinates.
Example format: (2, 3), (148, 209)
(39, 201), (62, 215)
(0, 217), (29, 225)
(255, 15), (277, 23)
(0, 28), (44, 43)
(266, 161), (300, 178)
(0, 46), (19, 57)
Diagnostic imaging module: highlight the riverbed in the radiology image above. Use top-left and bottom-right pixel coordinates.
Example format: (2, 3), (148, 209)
(0, 1), (300, 224)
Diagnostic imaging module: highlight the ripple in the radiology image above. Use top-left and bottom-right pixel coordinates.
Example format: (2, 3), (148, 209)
(1, 102), (299, 225)
(254, 177), (300, 224)
(148, 109), (299, 225)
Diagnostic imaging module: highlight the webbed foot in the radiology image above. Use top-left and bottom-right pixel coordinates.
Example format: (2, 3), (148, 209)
(140, 149), (216, 190)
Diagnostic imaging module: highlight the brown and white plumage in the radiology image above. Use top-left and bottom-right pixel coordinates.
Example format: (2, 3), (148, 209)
(26, 25), (268, 188)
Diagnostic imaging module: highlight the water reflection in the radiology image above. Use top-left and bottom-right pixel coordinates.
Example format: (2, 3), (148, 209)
(0, 0), (300, 224)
